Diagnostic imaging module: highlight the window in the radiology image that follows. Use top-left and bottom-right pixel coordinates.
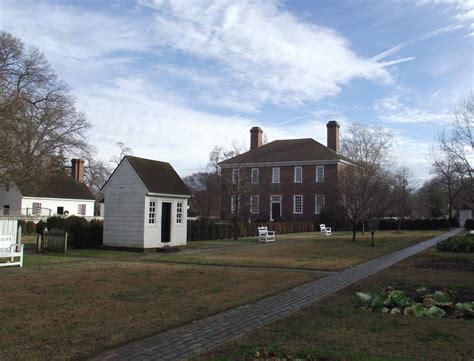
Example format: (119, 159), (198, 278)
(316, 166), (325, 182)
(176, 202), (183, 223)
(294, 166), (302, 183)
(272, 167), (280, 183)
(3, 205), (10, 215)
(148, 201), (156, 224)
(57, 206), (64, 215)
(315, 194), (325, 214)
(232, 169), (240, 184)
(293, 195), (303, 214)
(230, 195), (239, 213)
(251, 168), (259, 184)
(78, 204), (86, 215)
(32, 202), (42, 215)
(250, 196), (259, 213)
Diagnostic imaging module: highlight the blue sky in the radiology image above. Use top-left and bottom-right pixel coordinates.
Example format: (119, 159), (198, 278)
(1, 0), (473, 184)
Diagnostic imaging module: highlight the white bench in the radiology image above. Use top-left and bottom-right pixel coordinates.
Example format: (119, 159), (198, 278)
(258, 226), (275, 243)
(320, 224), (332, 236)
(0, 235), (24, 268)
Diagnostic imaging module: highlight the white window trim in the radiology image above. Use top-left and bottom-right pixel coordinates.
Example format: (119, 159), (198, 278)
(315, 194), (325, 214)
(316, 166), (325, 183)
(232, 169), (240, 184)
(272, 167), (280, 183)
(148, 201), (156, 224)
(293, 195), (303, 214)
(294, 166), (302, 183)
(78, 204), (86, 216)
(251, 168), (259, 184)
(250, 195), (259, 214)
(176, 202), (183, 224)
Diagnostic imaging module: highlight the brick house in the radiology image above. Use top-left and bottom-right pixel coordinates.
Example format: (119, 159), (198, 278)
(219, 121), (352, 221)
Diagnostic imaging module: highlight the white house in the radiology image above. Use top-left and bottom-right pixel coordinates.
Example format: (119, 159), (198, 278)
(0, 159), (95, 217)
(101, 156), (191, 250)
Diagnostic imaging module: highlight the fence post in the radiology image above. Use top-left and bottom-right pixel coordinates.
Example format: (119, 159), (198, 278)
(64, 232), (68, 253)
(42, 227), (48, 253)
(36, 233), (41, 252)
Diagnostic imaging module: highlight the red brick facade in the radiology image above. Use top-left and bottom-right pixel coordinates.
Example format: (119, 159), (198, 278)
(221, 163), (343, 221)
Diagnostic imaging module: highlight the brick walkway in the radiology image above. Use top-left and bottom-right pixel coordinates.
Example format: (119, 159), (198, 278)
(94, 229), (461, 361)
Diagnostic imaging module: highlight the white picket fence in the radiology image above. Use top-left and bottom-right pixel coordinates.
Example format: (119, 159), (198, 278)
(0, 218), (18, 242)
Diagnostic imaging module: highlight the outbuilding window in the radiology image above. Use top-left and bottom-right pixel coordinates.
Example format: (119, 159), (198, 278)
(32, 202), (42, 215)
(293, 195), (303, 214)
(148, 201), (156, 224)
(78, 204), (86, 215)
(176, 202), (183, 223)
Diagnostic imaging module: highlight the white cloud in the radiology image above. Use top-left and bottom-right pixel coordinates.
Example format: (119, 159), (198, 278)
(375, 87), (452, 124)
(139, 0), (391, 107)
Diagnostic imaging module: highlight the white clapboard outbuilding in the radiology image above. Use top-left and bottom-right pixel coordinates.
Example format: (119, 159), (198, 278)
(101, 156), (191, 250)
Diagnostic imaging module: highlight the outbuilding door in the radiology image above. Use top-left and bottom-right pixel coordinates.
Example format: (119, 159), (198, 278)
(161, 202), (172, 243)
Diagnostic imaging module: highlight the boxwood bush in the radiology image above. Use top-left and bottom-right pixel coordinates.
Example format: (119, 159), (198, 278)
(379, 218), (450, 231)
(464, 219), (474, 230)
(436, 235), (474, 253)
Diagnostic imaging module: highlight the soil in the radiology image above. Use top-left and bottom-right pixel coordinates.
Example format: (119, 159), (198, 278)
(413, 257), (474, 272)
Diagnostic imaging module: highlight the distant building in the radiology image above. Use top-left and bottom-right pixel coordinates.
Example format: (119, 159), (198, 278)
(0, 159), (95, 217)
(219, 122), (353, 221)
(101, 156), (191, 250)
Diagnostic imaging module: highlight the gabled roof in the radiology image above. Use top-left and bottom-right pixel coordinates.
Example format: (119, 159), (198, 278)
(125, 156), (191, 196)
(23, 175), (96, 200)
(219, 138), (352, 165)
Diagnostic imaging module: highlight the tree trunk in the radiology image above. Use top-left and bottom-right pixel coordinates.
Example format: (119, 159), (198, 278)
(233, 214), (238, 240)
(371, 232), (375, 247)
(398, 217), (402, 234)
(352, 227), (357, 242)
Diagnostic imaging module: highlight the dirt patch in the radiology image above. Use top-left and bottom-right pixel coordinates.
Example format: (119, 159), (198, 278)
(413, 257), (474, 272)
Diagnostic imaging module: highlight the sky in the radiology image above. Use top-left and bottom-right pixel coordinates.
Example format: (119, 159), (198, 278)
(0, 0), (473, 185)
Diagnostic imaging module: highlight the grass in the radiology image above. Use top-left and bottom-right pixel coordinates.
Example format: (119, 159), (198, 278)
(197, 246), (474, 361)
(154, 231), (443, 271)
(0, 259), (320, 361)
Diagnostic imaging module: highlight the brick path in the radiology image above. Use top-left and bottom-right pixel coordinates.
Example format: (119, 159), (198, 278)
(94, 229), (461, 361)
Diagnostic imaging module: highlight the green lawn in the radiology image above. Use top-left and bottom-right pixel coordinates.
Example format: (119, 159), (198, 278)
(0, 259), (320, 361)
(198, 246), (474, 361)
(153, 231), (443, 271)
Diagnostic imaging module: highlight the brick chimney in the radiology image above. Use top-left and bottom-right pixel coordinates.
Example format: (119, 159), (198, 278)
(250, 127), (263, 150)
(71, 159), (85, 182)
(326, 121), (340, 153)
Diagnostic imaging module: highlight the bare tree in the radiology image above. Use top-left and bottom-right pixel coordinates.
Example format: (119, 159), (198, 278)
(110, 142), (133, 165)
(339, 124), (394, 242)
(438, 94), (474, 203)
(391, 167), (414, 233)
(0, 31), (89, 193)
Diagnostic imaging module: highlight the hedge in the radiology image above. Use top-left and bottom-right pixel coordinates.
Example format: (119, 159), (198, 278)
(187, 219), (316, 242)
(36, 216), (103, 248)
(379, 218), (451, 231)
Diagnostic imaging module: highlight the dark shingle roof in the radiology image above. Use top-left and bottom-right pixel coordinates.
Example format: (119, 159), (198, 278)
(219, 138), (352, 165)
(126, 156), (191, 196)
(23, 175), (96, 200)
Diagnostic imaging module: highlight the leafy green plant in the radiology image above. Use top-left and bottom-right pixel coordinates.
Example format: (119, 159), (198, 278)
(356, 287), (472, 319)
(436, 235), (474, 253)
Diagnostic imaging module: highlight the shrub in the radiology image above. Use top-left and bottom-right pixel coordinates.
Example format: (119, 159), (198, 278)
(449, 217), (460, 228)
(18, 220), (27, 234)
(465, 219), (474, 230)
(36, 220), (46, 234)
(436, 235), (474, 253)
(26, 221), (36, 234)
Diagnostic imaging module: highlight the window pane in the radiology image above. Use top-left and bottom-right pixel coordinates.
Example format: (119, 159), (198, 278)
(316, 166), (324, 182)
(293, 195), (303, 214)
(251, 168), (259, 184)
(176, 202), (183, 223)
(315, 195), (325, 214)
(272, 168), (280, 183)
(149, 201), (156, 224)
(294, 167), (302, 183)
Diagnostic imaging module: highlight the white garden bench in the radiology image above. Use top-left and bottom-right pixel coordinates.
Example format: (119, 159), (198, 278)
(320, 224), (332, 236)
(0, 235), (24, 268)
(258, 226), (275, 243)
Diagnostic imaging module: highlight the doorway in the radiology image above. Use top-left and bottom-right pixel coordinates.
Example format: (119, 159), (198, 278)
(270, 195), (281, 220)
(161, 202), (172, 243)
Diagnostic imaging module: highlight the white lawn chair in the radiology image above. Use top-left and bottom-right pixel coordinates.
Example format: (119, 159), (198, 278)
(258, 226), (275, 243)
(0, 235), (24, 268)
(320, 224), (332, 236)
